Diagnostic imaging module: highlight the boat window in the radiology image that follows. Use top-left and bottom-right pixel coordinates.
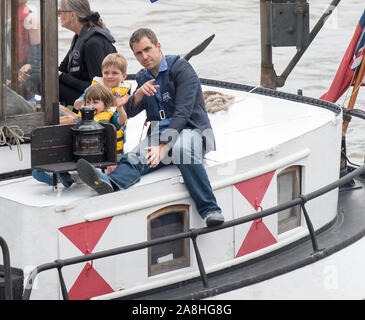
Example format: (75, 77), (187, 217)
(148, 205), (190, 277)
(4, 0), (42, 115)
(277, 166), (302, 234)
(1, 1), (58, 137)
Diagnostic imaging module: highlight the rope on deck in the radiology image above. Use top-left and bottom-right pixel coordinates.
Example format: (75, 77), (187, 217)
(203, 90), (235, 113)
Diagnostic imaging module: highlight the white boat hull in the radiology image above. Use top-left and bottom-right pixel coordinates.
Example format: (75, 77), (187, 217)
(0, 82), (351, 300)
(209, 235), (365, 300)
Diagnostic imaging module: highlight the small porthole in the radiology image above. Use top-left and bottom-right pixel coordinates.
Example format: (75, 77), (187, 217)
(148, 205), (190, 277)
(277, 166), (302, 234)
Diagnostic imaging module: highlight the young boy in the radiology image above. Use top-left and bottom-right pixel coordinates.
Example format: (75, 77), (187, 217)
(73, 53), (132, 112)
(81, 84), (127, 160)
(32, 85), (127, 187)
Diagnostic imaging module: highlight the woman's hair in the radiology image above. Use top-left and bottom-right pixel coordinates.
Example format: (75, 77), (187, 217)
(84, 84), (116, 111)
(60, 0), (106, 28)
(129, 28), (159, 51)
(102, 53), (128, 74)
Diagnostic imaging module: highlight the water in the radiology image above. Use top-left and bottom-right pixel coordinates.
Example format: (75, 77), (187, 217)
(58, 0), (365, 163)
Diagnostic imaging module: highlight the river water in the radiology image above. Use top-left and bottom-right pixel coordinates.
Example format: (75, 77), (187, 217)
(57, 0), (365, 163)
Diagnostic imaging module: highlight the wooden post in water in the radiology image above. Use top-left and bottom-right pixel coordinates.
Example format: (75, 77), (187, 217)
(260, 0), (277, 90)
(343, 54), (365, 133)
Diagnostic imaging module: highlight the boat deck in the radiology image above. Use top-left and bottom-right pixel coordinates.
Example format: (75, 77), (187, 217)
(117, 176), (365, 300)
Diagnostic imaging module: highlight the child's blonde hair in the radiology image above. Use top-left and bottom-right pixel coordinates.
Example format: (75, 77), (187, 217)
(84, 84), (116, 111)
(102, 53), (128, 74)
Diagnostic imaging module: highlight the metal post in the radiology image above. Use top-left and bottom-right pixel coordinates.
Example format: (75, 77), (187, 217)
(295, 0), (305, 50)
(0, 236), (13, 300)
(260, 0), (277, 89)
(191, 235), (209, 289)
(57, 266), (69, 300)
(299, 196), (323, 256)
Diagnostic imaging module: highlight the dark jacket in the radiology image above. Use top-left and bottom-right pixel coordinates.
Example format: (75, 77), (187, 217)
(125, 55), (216, 152)
(59, 25), (117, 95)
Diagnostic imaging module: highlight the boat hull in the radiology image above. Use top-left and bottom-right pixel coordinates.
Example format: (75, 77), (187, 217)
(0, 82), (350, 300)
(210, 235), (365, 300)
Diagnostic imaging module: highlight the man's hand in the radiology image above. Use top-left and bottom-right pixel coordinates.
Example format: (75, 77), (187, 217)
(145, 143), (169, 168)
(133, 79), (160, 107)
(139, 79), (160, 96)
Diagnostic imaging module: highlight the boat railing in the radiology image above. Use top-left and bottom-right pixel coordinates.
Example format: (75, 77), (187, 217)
(0, 236), (13, 300)
(21, 164), (365, 300)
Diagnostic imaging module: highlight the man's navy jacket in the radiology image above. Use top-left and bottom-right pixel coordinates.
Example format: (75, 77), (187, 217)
(124, 55), (216, 153)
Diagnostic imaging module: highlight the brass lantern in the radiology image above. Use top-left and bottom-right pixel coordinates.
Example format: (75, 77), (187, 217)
(71, 106), (105, 163)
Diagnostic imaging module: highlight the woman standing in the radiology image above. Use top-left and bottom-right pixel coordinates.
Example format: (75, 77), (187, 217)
(58, 0), (117, 108)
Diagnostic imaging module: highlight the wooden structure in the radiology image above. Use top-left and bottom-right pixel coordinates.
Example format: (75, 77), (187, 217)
(31, 123), (117, 187)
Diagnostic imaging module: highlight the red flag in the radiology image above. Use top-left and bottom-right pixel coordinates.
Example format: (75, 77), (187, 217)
(320, 10), (365, 103)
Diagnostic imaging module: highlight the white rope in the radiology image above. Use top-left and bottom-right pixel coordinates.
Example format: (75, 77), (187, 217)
(0, 124), (25, 161)
(204, 86), (261, 113)
(204, 90), (235, 113)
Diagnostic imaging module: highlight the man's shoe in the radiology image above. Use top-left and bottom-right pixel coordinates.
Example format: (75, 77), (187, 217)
(76, 159), (114, 195)
(205, 212), (225, 227)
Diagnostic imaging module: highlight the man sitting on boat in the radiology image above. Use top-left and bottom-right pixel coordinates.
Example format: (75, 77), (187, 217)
(76, 28), (225, 227)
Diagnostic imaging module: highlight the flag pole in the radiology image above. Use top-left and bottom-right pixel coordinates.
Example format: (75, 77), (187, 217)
(343, 53), (365, 133)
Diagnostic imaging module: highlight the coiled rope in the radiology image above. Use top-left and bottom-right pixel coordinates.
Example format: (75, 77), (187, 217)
(203, 86), (261, 113)
(0, 124), (26, 161)
(204, 90), (235, 113)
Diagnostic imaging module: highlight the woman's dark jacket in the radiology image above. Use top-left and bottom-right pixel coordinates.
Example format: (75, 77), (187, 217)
(59, 25), (116, 105)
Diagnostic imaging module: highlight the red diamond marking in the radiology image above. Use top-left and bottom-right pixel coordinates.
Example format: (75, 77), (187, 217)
(68, 263), (114, 300)
(235, 219), (277, 258)
(234, 171), (277, 257)
(234, 171), (275, 210)
(59, 217), (113, 255)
